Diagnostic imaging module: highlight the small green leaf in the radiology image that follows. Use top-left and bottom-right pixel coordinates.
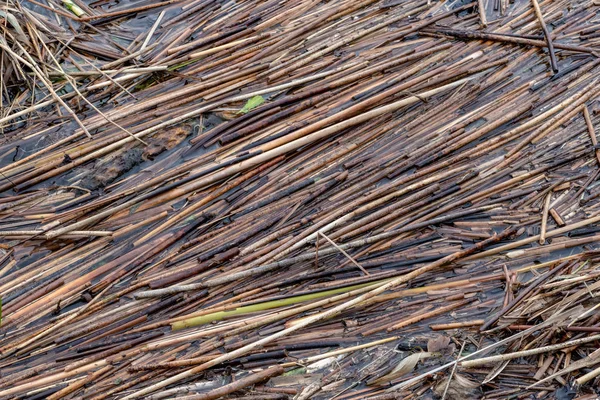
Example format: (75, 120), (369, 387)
(62, 0), (87, 17)
(238, 95), (265, 114)
(168, 59), (198, 71)
(283, 367), (306, 376)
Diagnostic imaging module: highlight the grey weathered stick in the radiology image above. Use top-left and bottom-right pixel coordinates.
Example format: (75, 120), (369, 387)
(478, 0), (487, 27)
(318, 231), (370, 275)
(531, 0), (558, 72)
(583, 105), (600, 165)
(461, 334), (600, 368)
(539, 192), (551, 244)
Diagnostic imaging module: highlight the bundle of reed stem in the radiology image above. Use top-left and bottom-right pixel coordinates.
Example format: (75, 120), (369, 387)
(2, 0), (600, 398)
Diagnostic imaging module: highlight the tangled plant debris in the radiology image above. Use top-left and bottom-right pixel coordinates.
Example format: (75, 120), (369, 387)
(2, 0), (600, 399)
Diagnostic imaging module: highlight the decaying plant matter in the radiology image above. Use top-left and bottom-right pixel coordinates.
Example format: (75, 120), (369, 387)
(1, 0), (600, 398)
